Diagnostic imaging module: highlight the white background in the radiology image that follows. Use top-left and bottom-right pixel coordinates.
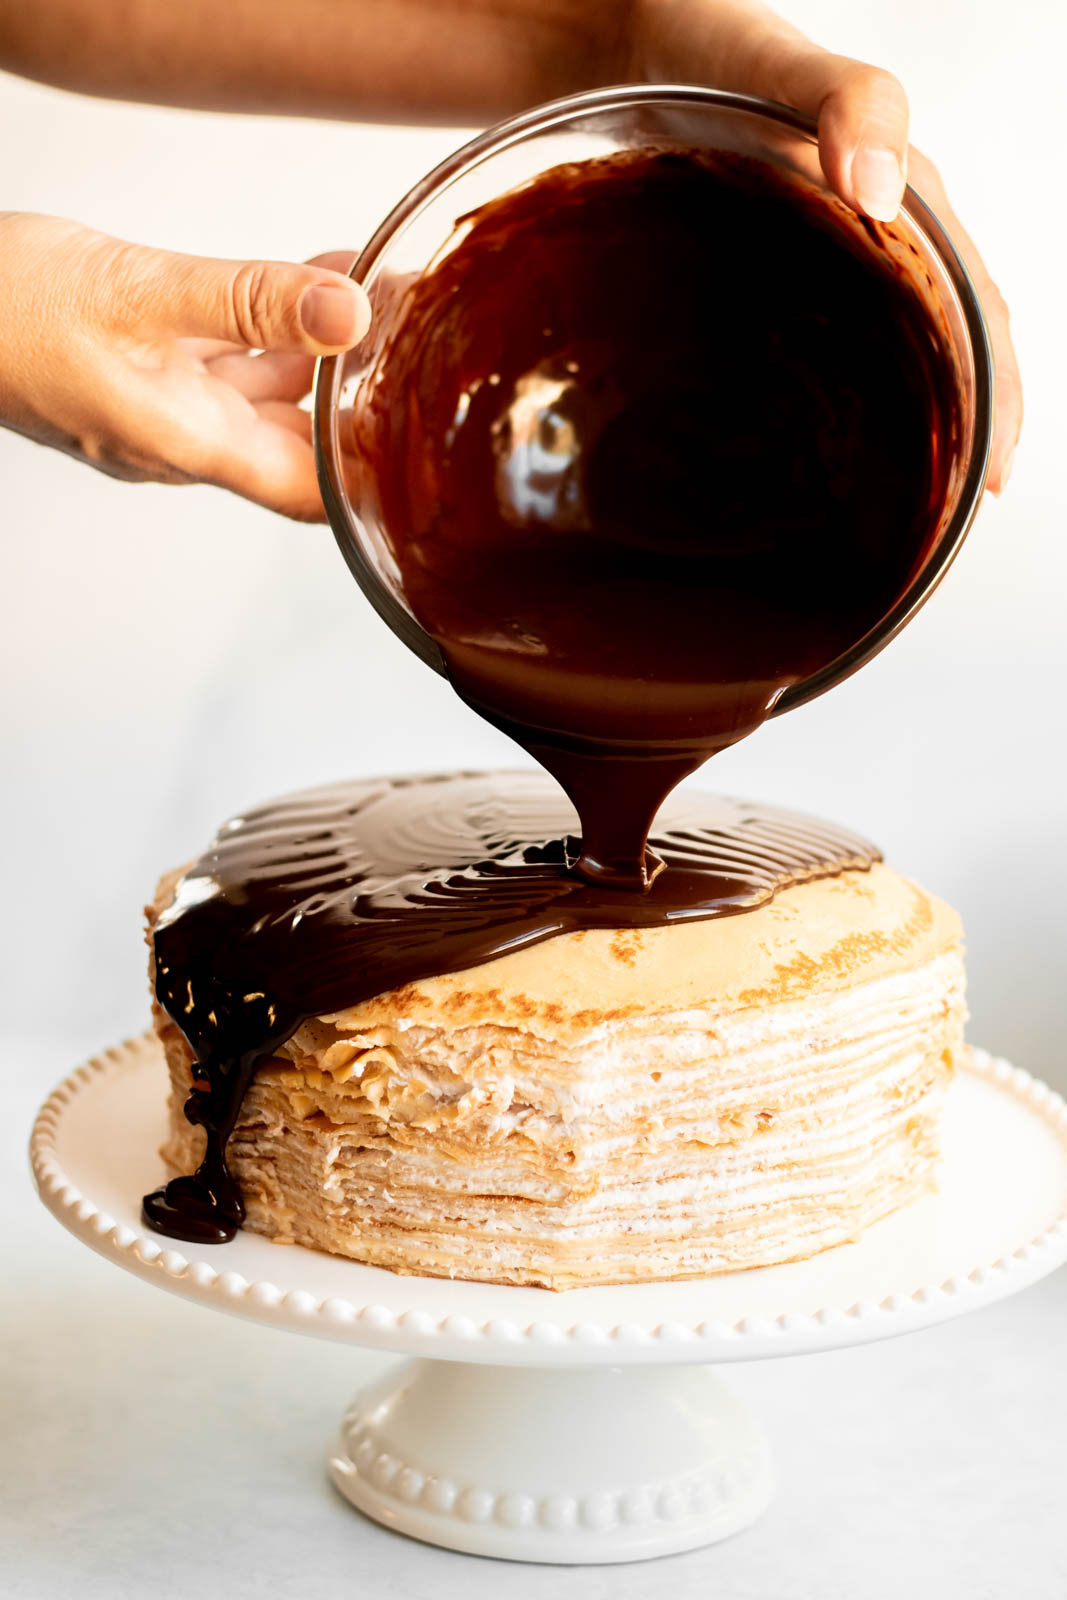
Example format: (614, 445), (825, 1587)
(5, 1), (1066, 1596)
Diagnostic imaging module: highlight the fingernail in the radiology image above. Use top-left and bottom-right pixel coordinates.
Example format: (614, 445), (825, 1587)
(994, 445), (1016, 494)
(299, 282), (367, 348)
(851, 146), (905, 222)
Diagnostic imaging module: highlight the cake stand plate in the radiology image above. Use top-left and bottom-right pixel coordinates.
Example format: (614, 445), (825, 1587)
(31, 1036), (1067, 1565)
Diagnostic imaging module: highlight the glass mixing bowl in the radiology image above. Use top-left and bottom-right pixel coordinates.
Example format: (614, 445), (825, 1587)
(313, 83), (994, 718)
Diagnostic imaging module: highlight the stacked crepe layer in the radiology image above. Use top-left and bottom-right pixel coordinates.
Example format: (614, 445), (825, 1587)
(153, 862), (966, 1290)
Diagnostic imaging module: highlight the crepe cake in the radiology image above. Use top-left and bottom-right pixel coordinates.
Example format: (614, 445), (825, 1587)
(146, 771), (966, 1289)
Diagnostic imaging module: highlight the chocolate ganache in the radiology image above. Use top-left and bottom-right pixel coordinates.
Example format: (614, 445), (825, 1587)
(354, 146), (958, 884)
(145, 146), (956, 1242)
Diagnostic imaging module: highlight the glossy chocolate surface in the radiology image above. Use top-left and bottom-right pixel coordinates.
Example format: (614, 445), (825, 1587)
(356, 147), (957, 881)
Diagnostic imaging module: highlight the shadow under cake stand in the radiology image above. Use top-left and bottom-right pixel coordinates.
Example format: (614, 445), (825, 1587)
(31, 1034), (1067, 1565)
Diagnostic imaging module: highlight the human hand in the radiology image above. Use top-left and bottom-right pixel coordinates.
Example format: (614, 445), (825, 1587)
(0, 213), (369, 519)
(621, 0), (1021, 492)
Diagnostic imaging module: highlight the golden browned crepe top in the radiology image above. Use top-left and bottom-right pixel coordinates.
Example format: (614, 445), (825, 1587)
(315, 863), (960, 1043)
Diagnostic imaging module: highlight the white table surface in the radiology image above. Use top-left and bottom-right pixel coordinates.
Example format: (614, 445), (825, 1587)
(9, 1032), (1067, 1599)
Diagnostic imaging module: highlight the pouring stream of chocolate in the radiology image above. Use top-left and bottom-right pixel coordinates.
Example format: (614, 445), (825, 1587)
(144, 147), (959, 1242)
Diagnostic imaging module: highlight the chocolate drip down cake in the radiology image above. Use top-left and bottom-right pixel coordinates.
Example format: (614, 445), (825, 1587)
(146, 773), (966, 1289)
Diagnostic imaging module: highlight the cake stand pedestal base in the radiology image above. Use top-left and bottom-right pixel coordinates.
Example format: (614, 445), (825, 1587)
(330, 1358), (772, 1562)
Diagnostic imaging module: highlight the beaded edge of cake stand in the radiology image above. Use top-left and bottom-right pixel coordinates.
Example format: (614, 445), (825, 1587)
(29, 1033), (1067, 1349)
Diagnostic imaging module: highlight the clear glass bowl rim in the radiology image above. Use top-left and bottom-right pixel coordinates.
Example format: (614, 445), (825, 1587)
(313, 82), (995, 718)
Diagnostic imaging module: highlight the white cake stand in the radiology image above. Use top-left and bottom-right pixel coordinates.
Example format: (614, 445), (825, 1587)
(30, 1035), (1067, 1565)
